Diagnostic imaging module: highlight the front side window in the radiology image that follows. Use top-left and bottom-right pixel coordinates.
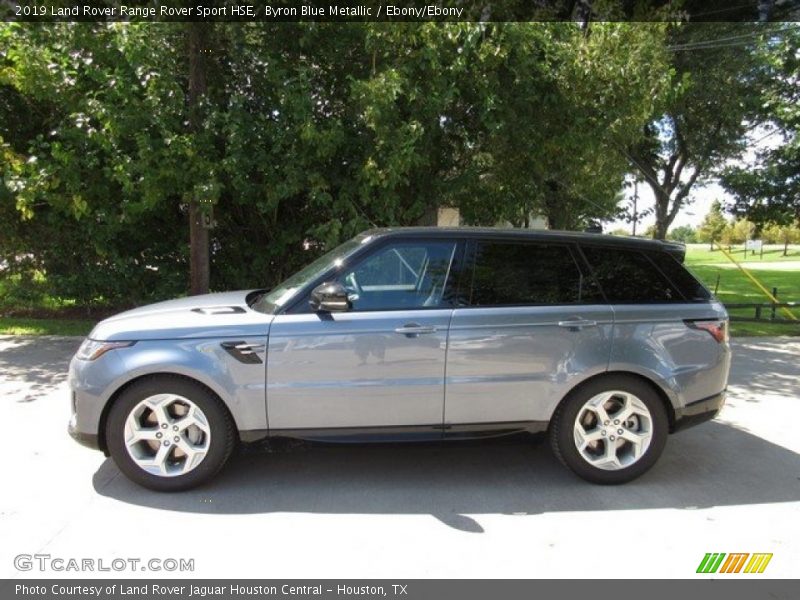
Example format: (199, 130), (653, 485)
(250, 236), (366, 313)
(469, 241), (599, 306)
(338, 241), (458, 311)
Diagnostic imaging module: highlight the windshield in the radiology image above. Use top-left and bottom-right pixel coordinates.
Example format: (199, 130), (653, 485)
(250, 235), (368, 314)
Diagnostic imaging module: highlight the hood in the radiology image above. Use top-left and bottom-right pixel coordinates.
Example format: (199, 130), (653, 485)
(89, 290), (274, 341)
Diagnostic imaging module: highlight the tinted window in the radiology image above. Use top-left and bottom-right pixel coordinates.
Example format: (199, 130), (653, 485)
(581, 246), (681, 303)
(646, 251), (711, 301)
(470, 242), (600, 306)
(338, 241), (457, 311)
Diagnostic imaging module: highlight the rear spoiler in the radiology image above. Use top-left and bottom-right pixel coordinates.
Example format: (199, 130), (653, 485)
(662, 241), (687, 263)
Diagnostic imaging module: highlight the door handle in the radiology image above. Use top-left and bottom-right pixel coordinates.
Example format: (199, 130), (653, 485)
(394, 323), (437, 337)
(557, 319), (598, 330)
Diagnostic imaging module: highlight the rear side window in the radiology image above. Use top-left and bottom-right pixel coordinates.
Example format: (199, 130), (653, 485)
(469, 242), (601, 306)
(645, 251), (711, 301)
(581, 246), (682, 303)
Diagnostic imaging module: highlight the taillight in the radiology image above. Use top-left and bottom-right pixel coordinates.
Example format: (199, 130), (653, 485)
(686, 319), (728, 343)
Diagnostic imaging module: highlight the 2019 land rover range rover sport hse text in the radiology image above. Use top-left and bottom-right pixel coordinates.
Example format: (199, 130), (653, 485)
(68, 227), (731, 491)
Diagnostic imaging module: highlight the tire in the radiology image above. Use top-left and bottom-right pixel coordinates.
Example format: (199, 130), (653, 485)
(549, 375), (668, 485)
(106, 376), (236, 491)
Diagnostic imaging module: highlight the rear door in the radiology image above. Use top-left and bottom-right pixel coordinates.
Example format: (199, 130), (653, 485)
(444, 239), (614, 426)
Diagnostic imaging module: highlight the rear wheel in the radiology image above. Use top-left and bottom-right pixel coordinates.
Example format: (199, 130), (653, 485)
(550, 375), (668, 484)
(106, 377), (236, 491)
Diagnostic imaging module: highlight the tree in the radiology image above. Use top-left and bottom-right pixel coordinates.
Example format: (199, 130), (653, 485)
(642, 224), (658, 238)
(626, 23), (786, 239)
(696, 201), (728, 247)
(667, 224), (697, 243)
(187, 23), (211, 295)
(762, 222), (800, 255)
(0, 22), (673, 308)
(721, 28), (800, 226)
(453, 23), (669, 230)
(730, 218), (756, 244)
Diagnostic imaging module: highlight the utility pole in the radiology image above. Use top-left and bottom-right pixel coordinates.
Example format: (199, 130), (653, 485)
(631, 180), (639, 237)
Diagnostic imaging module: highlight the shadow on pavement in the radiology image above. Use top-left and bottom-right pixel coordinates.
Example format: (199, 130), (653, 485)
(94, 421), (800, 532)
(728, 338), (800, 401)
(0, 336), (81, 402)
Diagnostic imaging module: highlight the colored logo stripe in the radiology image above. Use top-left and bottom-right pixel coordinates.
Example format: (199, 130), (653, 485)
(744, 553), (773, 574)
(696, 553), (773, 574)
(697, 553), (726, 573)
(720, 553), (749, 573)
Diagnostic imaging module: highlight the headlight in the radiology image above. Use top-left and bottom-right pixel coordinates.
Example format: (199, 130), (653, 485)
(76, 339), (135, 361)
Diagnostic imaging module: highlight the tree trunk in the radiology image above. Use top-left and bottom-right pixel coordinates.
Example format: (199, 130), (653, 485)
(188, 23), (210, 295)
(650, 187), (673, 240)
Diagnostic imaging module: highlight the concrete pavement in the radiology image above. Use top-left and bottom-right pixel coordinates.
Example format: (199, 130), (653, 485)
(0, 335), (798, 578)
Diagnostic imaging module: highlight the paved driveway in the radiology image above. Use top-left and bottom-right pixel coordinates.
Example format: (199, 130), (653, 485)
(0, 336), (798, 578)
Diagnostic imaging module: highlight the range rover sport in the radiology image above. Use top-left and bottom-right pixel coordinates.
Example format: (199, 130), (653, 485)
(68, 227), (730, 490)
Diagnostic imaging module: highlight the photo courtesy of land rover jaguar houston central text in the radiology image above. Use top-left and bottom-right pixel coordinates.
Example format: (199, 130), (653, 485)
(68, 227), (731, 491)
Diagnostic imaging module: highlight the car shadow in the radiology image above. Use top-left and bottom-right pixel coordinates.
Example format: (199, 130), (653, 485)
(93, 421), (800, 532)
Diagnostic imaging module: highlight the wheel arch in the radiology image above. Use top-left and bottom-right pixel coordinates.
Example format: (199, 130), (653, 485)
(555, 370), (676, 432)
(97, 372), (239, 454)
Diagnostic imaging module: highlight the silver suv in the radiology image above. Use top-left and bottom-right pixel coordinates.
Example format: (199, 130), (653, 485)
(69, 228), (730, 491)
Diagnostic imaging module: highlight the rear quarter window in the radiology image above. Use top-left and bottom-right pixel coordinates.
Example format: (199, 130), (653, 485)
(644, 251), (711, 302)
(581, 245), (692, 304)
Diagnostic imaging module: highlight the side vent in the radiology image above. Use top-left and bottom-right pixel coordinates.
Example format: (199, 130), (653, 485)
(221, 341), (265, 364)
(192, 306), (246, 315)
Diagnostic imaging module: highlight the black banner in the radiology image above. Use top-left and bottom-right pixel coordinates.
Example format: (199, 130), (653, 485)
(3, 0), (800, 23)
(2, 580), (800, 600)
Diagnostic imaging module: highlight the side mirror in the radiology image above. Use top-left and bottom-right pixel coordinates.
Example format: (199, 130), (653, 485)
(309, 281), (351, 312)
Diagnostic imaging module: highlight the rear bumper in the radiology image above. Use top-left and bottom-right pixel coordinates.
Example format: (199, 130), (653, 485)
(672, 390), (726, 433)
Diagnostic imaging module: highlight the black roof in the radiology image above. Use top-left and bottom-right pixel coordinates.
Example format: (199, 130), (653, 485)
(362, 226), (685, 256)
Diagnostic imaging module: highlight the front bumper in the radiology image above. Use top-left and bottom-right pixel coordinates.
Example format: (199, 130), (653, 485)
(67, 351), (127, 454)
(68, 418), (101, 450)
(672, 390), (726, 433)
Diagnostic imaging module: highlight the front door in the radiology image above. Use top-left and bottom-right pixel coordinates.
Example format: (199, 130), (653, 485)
(267, 239), (461, 431)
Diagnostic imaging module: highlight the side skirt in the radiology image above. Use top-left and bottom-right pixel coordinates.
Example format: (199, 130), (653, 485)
(239, 421), (548, 445)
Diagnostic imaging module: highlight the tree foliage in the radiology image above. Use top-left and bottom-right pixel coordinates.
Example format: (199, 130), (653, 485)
(696, 200), (728, 243)
(667, 224), (696, 243)
(0, 21), (693, 309)
(721, 28), (800, 226)
(627, 22), (788, 239)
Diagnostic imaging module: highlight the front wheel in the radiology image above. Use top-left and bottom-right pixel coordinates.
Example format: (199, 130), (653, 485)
(106, 377), (236, 491)
(549, 376), (668, 484)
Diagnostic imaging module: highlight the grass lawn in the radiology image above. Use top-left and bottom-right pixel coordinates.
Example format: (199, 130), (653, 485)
(685, 243), (800, 264)
(0, 317), (95, 336)
(685, 245), (800, 337)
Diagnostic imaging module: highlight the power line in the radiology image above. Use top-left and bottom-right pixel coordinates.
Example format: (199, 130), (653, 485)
(666, 25), (795, 52)
(688, 3), (768, 19)
(670, 38), (772, 51)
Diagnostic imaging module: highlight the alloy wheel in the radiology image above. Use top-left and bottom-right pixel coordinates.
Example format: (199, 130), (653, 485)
(123, 394), (211, 477)
(572, 390), (653, 471)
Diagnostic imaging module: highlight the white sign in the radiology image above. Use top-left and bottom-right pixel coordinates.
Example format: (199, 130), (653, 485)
(746, 239), (763, 251)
